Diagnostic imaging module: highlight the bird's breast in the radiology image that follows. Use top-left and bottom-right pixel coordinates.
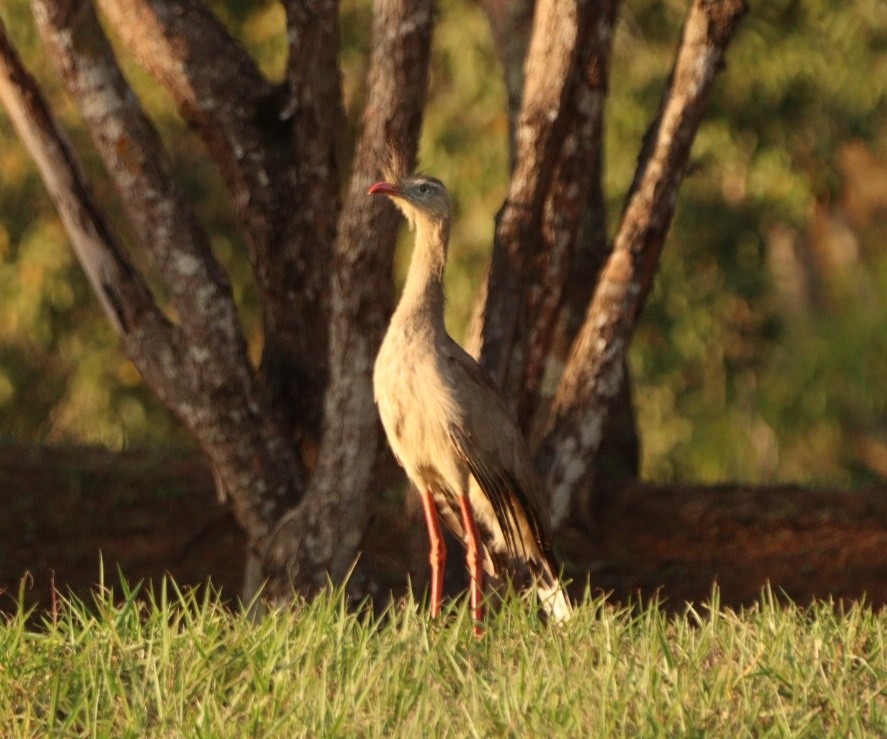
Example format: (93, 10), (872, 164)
(373, 331), (464, 489)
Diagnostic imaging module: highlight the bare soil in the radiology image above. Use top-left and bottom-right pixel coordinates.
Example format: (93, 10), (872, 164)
(3, 441), (887, 615)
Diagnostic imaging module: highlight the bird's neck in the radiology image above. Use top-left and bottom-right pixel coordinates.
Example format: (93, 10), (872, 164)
(393, 217), (449, 327)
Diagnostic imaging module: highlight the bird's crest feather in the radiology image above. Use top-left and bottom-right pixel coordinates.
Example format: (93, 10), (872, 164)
(383, 145), (409, 184)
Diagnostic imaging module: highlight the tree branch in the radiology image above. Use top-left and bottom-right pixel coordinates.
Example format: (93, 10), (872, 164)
(8, 2), (303, 548)
(282, 0), (345, 267)
(96, 0), (336, 443)
(539, 0), (748, 529)
(34, 0), (242, 355)
(264, 0), (436, 598)
(94, 0), (282, 229)
(464, 0), (534, 358)
(478, 0), (608, 415)
(265, 0), (346, 432)
(519, 0), (618, 432)
(480, 0), (535, 166)
(0, 15), (164, 342)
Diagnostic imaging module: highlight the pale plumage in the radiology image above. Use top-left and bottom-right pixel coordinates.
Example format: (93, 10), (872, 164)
(370, 170), (572, 626)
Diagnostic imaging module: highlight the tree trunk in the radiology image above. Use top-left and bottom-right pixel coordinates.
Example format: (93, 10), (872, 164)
(0, 0), (746, 604)
(480, 0), (638, 526)
(538, 0), (748, 529)
(261, 0), (435, 601)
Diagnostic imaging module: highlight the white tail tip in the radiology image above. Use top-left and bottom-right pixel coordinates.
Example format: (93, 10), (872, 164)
(538, 583), (573, 624)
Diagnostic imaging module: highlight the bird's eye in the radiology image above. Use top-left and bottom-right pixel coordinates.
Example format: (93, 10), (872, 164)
(417, 184), (430, 195)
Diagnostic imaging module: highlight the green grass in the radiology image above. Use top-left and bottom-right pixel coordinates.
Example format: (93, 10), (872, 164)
(2, 576), (887, 737)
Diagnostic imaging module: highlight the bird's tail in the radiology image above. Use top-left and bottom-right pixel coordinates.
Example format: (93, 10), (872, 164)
(535, 558), (573, 624)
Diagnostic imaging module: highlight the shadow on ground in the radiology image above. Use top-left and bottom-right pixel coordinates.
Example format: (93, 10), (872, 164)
(3, 442), (887, 614)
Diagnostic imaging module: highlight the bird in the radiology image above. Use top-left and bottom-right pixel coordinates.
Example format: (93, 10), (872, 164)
(369, 164), (572, 629)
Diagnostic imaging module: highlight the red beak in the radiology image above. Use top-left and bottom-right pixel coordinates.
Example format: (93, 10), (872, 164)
(368, 181), (400, 197)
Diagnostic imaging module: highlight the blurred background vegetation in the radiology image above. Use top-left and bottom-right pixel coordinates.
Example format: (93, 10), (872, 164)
(0, 0), (885, 487)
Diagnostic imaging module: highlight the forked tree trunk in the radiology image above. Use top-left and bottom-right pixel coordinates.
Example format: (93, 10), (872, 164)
(537, 0), (749, 528)
(0, 0), (745, 601)
(479, 0), (638, 528)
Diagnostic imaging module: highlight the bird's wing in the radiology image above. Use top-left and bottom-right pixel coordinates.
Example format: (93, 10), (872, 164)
(440, 339), (552, 560)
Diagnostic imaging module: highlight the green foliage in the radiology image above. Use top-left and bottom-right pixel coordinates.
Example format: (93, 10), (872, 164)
(615, 0), (887, 484)
(3, 578), (887, 735)
(1, 0), (885, 484)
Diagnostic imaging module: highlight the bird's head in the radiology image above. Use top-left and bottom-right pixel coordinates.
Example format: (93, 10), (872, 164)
(368, 174), (451, 230)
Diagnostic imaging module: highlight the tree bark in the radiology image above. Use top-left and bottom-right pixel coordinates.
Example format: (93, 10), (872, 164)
(520, 0), (618, 433)
(478, 0), (636, 532)
(480, 0), (637, 527)
(261, 0), (436, 600)
(538, 0), (748, 529)
(15, 1), (303, 557)
(480, 0), (535, 167)
(478, 0), (617, 431)
(96, 0), (335, 450)
(534, 19), (638, 527)
(0, 8), (299, 560)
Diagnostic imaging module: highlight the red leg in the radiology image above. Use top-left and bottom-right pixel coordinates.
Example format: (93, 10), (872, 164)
(457, 495), (484, 634)
(420, 488), (446, 618)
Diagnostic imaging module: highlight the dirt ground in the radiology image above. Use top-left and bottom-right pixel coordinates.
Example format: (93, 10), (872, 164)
(3, 441), (887, 615)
